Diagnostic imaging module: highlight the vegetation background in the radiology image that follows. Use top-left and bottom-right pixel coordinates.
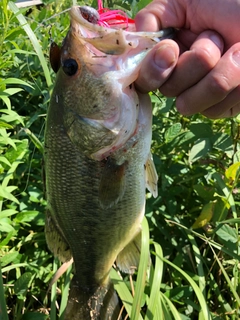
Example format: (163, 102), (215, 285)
(0, 0), (240, 319)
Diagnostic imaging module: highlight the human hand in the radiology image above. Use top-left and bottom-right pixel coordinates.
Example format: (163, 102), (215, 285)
(135, 0), (240, 118)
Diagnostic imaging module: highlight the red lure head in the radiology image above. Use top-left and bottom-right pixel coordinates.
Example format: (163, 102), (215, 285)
(97, 0), (135, 30)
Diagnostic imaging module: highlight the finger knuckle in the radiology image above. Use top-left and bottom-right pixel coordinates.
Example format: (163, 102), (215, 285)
(209, 74), (231, 99)
(194, 47), (218, 69)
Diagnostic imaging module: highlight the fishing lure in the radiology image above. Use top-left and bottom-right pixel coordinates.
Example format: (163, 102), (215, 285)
(97, 0), (135, 29)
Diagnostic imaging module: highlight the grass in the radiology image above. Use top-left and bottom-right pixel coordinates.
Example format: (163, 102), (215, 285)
(0, 0), (240, 319)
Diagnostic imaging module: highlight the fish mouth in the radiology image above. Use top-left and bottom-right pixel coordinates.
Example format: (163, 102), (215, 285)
(66, 6), (174, 161)
(69, 5), (174, 56)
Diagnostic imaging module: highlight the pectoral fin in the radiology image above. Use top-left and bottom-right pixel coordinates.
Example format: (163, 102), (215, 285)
(145, 153), (158, 198)
(99, 158), (127, 209)
(116, 232), (141, 274)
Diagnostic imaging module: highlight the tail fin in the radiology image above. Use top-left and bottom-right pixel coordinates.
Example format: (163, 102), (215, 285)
(64, 276), (121, 320)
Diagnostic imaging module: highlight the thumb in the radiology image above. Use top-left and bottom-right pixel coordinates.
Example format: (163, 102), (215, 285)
(135, 40), (179, 93)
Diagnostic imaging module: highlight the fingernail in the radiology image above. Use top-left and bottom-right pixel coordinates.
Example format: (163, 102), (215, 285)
(232, 50), (240, 67)
(209, 34), (223, 50)
(154, 45), (177, 70)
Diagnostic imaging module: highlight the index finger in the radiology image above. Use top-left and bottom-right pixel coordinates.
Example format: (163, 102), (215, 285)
(135, 0), (186, 31)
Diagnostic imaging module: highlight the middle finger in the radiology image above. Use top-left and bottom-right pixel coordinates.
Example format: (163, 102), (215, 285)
(160, 30), (224, 97)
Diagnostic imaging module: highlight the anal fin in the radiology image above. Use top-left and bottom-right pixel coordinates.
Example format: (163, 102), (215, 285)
(116, 232), (142, 274)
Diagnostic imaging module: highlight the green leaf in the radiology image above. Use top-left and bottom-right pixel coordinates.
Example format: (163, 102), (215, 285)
(0, 209), (18, 218)
(3, 88), (23, 96)
(216, 224), (238, 243)
(211, 132), (233, 152)
(14, 272), (33, 297)
(0, 185), (19, 203)
(0, 108), (25, 126)
(0, 220), (15, 233)
(1, 77), (33, 89)
(192, 201), (215, 229)
(0, 94), (11, 108)
(225, 162), (240, 182)
(189, 123), (213, 138)
(22, 313), (48, 320)
(189, 138), (212, 163)
(0, 120), (13, 129)
(164, 123), (182, 143)
(1, 251), (19, 267)
(0, 156), (11, 167)
(0, 230), (15, 248)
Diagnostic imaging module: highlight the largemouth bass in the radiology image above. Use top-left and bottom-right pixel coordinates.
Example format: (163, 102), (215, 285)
(44, 5), (172, 320)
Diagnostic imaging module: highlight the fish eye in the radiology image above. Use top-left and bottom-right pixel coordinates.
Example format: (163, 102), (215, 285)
(62, 59), (78, 76)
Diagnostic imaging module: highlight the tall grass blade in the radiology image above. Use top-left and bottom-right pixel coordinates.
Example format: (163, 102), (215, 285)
(145, 241), (164, 320)
(0, 263), (9, 320)
(187, 234), (206, 296)
(161, 292), (182, 320)
(209, 244), (240, 307)
(50, 258), (58, 320)
(8, 2), (52, 88)
(59, 263), (72, 320)
(161, 256), (212, 320)
(131, 217), (150, 320)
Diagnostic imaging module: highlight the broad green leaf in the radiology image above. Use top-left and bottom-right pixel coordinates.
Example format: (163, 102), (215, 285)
(0, 108), (25, 126)
(0, 120), (13, 129)
(189, 138), (212, 163)
(22, 313), (48, 320)
(193, 184), (215, 201)
(233, 150), (240, 163)
(15, 211), (45, 226)
(192, 201), (215, 229)
(225, 162), (240, 182)
(0, 230), (15, 248)
(189, 123), (213, 138)
(0, 185), (19, 203)
(0, 95), (11, 109)
(14, 272), (33, 297)
(0, 220), (15, 233)
(1, 251), (19, 267)
(3, 88), (23, 96)
(0, 156), (11, 167)
(164, 123), (182, 143)
(0, 209), (17, 218)
(216, 224), (238, 243)
(211, 132), (233, 152)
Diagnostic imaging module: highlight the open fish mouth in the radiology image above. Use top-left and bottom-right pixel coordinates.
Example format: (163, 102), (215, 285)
(58, 5), (174, 161)
(69, 5), (174, 56)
